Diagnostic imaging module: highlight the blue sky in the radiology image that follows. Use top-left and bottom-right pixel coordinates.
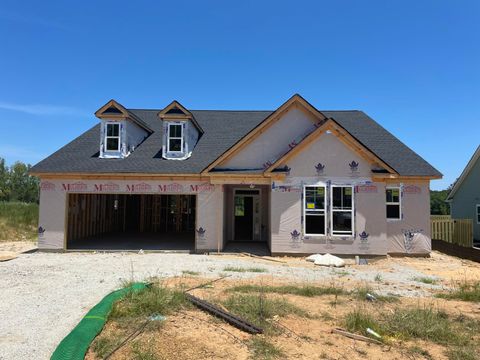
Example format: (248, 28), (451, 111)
(0, 1), (478, 190)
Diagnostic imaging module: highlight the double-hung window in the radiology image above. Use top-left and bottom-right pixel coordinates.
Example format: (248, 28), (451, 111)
(476, 204), (480, 224)
(304, 186), (326, 236)
(331, 186), (354, 236)
(386, 187), (401, 220)
(105, 123), (120, 151)
(168, 124), (183, 152)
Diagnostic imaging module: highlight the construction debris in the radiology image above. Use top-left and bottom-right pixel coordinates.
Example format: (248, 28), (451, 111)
(185, 293), (263, 334)
(185, 275), (230, 292)
(306, 253), (346, 267)
(240, 252), (286, 263)
(331, 328), (383, 345)
(366, 328), (382, 339)
(0, 251), (18, 262)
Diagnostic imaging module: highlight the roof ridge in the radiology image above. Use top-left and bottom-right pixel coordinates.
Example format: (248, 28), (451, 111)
(128, 108), (274, 112)
(129, 108), (361, 113)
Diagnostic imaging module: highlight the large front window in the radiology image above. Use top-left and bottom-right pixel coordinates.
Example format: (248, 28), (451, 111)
(304, 186), (326, 236)
(168, 124), (183, 152)
(105, 123), (120, 151)
(331, 186), (354, 236)
(303, 185), (355, 237)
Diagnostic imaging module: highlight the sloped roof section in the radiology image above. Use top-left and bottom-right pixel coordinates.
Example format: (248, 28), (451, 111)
(30, 106), (441, 177)
(30, 110), (271, 174)
(322, 111), (442, 177)
(446, 145), (480, 201)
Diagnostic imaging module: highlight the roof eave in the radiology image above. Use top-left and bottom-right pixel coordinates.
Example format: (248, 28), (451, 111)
(445, 145), (480, 201)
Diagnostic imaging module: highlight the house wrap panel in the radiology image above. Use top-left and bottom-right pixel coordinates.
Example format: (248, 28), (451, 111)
(269, 131), (430, 255)
(220, 107), (319, 170)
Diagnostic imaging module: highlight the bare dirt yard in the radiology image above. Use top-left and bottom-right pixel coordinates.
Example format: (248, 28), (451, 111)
(1, 246), (480, 360)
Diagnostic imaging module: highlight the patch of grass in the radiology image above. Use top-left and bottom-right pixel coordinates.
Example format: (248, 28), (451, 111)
(374, 274), (383, 282)
(319, 311), (335, 321)
(412, 276), (438, 285)
(223, 266), (267, 273)
(445, 346), (478, 360)
(182, 270), (200, 276)
(345, 305), (472, 347)
(344, 308), (382, 338)
(453, 314), (480, 333)
(0, 201), (38, 241)
(436, 280), (480, 302)
(131, 340), (159, 360)
(407, 346), (432, 359)
(332, 269), (350, 277)
(385, 307), (467, 345)
(227, 284), (346, 297)
(222, 294), (310, 334)
(110, 283), (188, 320)
(249, 337), (283, 360)
(92, 333), (123, 358)
(353, 285), (399, 302)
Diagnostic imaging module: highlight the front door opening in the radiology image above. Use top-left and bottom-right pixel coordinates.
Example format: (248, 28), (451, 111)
(233, 189), (261, 241)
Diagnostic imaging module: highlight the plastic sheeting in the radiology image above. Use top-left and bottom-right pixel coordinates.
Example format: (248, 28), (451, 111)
(51, 282), (147, 360)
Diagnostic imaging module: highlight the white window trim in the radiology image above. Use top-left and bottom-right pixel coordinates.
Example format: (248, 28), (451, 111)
(386, 186), (402, 221)
(167, 123), (183, 153)
(476, 204), (480, 224)
(303, 185), (327, 236)
(104, 122), (121, 152)
(330, 185), (354, 237)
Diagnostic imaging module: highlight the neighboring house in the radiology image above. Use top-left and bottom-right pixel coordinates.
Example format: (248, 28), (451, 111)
(30, 94), (441, 255)
(446, 145), (480, 241)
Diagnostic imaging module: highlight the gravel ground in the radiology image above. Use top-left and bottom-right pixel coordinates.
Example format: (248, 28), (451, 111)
(0, 252), (443, 360)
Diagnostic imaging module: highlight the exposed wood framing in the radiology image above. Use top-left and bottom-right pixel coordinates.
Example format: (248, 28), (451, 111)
(31, 172), (209, 180)
(157, 100), (204, 133)
(95, 99), (130, 119)
(65, 194), (196, 247)
(94, 99), (153, 133)
(158, 100), (193, 119)
(209, 176), (272, 185)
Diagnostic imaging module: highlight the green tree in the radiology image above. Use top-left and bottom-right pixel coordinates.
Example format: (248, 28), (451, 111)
(0, 157), (9, 201)
(430, 189), (450, 215)
(8, 161), (39, 203)
(0, 158), (39, 203)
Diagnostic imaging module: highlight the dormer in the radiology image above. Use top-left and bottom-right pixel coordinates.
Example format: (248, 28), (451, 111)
(95, 100), (152, 159)
(158, 100), (203, 160)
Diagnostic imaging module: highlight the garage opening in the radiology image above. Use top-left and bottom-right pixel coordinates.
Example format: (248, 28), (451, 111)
(66, 194), (196, 251)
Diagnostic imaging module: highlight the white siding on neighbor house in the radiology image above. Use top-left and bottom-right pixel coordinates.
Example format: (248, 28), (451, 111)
(220, 107), (319, 169)
(268, 130), (431, 255)
(37, 179), (223, 251)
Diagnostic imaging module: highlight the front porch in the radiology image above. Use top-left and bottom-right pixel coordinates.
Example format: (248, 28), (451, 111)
(222, 184), (271, 253)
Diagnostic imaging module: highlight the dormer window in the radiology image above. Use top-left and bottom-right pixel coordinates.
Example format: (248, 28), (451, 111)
(159, 100), (203, 160)
(167, 124), (183, 152)
(95, 99), (152, 159)
(105, 123), (121, 152)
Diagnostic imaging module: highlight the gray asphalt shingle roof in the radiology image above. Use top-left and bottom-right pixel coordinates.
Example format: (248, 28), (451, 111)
(30, 108), (441, 177)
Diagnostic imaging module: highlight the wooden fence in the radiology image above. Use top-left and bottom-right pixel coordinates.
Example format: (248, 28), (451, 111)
(431, 215), (473, 247)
